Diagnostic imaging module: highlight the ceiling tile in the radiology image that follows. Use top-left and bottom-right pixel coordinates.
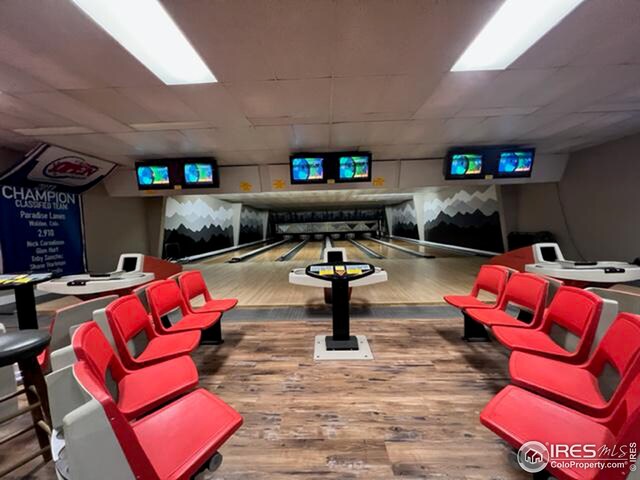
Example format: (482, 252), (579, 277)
(14, 91), (130, 132)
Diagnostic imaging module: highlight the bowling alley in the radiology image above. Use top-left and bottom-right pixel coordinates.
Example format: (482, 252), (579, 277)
(1, 0), (639, 478)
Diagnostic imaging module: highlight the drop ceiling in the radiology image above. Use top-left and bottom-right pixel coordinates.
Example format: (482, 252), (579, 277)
(0, 0), (639, 167)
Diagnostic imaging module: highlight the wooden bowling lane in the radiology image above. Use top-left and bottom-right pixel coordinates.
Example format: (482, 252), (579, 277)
(203, 243), (268, 263)
(332, 240), (369, 260)
(355, 239), (416, 259)
(385, 238), (468, 258)
(291, 241), (324, 261)
(245, 241), (299, 262)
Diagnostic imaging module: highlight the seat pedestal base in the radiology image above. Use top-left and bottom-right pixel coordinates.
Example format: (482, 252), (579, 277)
(326, 336), (359, 351)
(462, 313), (490, 342)
(314, 335), (373, 361)
(200, 321), (224, 345)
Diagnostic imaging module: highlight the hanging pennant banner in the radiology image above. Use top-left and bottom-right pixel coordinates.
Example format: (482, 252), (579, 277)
(0, 143), (116, 193)
(0, 184), (86, 275)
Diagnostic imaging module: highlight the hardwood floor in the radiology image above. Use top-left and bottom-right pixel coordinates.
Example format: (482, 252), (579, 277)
(1, 318), (528, 479)
(194, 256), (488, 307)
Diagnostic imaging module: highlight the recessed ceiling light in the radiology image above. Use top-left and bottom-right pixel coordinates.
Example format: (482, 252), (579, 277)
(451, 0), (586, 72)
(70, 0), (216, 85)
(14, 126), (95, 136)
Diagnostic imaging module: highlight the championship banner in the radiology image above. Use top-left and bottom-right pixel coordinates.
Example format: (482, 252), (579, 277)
(0, 143), (116, 193)
(0, 184), (86, 276)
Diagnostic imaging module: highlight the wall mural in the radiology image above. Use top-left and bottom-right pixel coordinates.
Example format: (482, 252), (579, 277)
(422, 186), (504, 253)
(163, 195), (234, 259)
(239, 205), (267, 244)
(389, 200), (419, 239)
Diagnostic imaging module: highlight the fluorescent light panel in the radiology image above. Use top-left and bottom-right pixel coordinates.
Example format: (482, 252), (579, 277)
(70, 0), (216, 85)
(451, 0), (586, 72)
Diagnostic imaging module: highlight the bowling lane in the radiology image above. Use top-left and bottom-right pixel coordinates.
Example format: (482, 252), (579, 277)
(245, 241), (298, 262)
(333, 240), (370, 261)
(385, 238), (466, 257)
(356, 239), (415, 259)
(203, 243), (269, 263)
(292, 241), (324, 261)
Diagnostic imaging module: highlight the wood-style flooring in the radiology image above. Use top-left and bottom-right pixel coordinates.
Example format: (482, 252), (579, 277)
(1, 318), (527, 479)
(195, 256), (487, 307)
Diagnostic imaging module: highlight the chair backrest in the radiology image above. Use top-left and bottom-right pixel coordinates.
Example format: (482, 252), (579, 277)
(588, 313), (640, 404)
(542, 287), (603, 357)
(497, 273), (549, 326)
(49, 296), (118, 355)
(72, 323), (127, 402)
(177, 270), (211, 304)
(146, 279), (189, 328)
(538, 276), (564, 306)
(71, 361), (159, 479)
(132, 284), (151, 312)
(471, 265), (512, 298)
(588, 288), (640, 315)
(105, 295), (156, 363)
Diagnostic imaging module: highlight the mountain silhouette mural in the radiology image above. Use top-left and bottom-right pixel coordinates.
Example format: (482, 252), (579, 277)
(423, 186), (504, 253)
(163, 196), (234, 258)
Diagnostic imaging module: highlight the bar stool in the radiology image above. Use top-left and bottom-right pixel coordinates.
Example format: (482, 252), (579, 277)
(0, 330), (52, 477)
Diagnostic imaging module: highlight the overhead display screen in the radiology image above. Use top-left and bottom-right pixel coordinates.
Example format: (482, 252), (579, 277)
(182, 161), (219, 187)
(449, 153), (483, 177)
(136, 164), (170, 188)
(497, 150), (534, 177)
(291, 157), (325, 183)
(444, 146), (535, 180)
(337, 155), (372, 182)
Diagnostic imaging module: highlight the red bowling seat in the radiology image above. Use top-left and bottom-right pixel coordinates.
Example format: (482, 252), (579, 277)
(493, 286), (603, 363)
(481, 385), (640, 480)
(509, 312), (640, 417)
(146, 280), (221, 334)
(466, 272), (549, 329)
(177, 270), (238, 314)
(106, 295), (200, 369)
(72, 322), (198, 420)
(73, 361), (243, 479)
(443, 265), (513, 310)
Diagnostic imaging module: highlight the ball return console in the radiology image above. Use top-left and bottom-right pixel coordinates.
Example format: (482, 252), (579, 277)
(306, 262), (375, 352)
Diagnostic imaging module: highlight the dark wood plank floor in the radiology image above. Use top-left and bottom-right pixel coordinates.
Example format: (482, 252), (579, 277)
(1, 318), (528, 479)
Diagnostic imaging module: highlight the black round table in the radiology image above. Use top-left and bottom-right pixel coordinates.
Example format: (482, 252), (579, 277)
(0, 273), (52, 330)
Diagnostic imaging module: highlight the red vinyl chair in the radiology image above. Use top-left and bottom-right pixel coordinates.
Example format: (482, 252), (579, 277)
(493, 286), (603, 363)
(461, 272), (549, 342)
(509, 312), (640, 417)
(177, 270), (238, 314)
(466, 272), (550, 330)
(146, 280), (223, 345)
(69, 361), (243, 479)
(105, 295), (200, 369)
(444, 265), (513, 310)
(481, 382), (640, 480)
(72, 322), (198, 420)
(444, 265), (516, 341)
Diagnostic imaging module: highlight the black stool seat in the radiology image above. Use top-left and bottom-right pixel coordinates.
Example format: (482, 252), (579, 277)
(0, 331), (51, 367)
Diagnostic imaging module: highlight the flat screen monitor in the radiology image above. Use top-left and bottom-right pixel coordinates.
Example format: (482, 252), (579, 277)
(122, 257), (138, 272)
(337, 154), (372, 182)
(540, 246), (558, 262)
(447, 153), (483, 179)
(497, 149), (535, 177)
(290, 156), (325, 184)
(182, 160), (219, 188)
(136, 164), (171, 189)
